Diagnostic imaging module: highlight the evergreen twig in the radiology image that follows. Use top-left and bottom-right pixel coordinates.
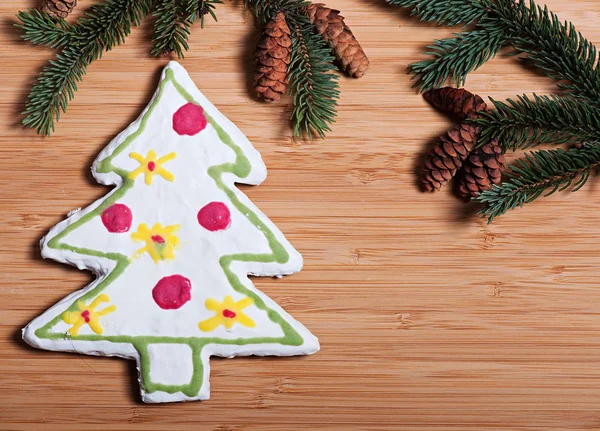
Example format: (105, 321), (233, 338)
(151, 0), (194, 57)
(489, 0), (600, 104)
(182, 0), (222, 28)
(16, 9), (74, 49)
(246, 0), (339, 139)
(392, 0), (600, 99)
(289, 19), (339, 139)
(21, 0), (152, 136)
(471, 94), (600, 151)
(410, 18), (507, 91)
(476, 145), (600, 222)
(151, 0), (222, 57)
(245, 0), (306, 23)
(386, 0), (487, 26)
(196, 0), (222, 27)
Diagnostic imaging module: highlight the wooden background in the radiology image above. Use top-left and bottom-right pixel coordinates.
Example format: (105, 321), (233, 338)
(2, 0), (600, 429)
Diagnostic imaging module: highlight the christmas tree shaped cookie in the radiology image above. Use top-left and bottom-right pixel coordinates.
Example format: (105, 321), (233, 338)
(23, 61), (319, 403)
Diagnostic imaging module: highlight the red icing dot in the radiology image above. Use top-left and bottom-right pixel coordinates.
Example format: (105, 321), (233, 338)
(198, 202), (231, 231)
(81, 310), (91, 323)
(101, 203), (132, 233)
(222, 309), (236, 319)
(151, 234), (165, 244)
(152, 275), (192, 310)
(173, 103), (207, 136)
(147, 161), (156, 171)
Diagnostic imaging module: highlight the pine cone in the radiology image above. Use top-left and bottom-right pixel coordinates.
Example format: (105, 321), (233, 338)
(423, 87), (488, 119)
(456, 138), (506, 198)
(304, 3), (369, 78)
(255, 12), (292, 102)
(41, 0), (77, 19)
(422, 123), (481, 192)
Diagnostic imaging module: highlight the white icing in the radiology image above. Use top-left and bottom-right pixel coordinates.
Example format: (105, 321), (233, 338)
(67, 207), (81, 217)
(148, 344), (194, 386)
(22, 61), (319, 403)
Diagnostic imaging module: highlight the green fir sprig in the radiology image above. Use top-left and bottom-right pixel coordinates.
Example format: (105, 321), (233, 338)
(388, 0), (500, 90)
(386, 0), (487, 26)
(492, 0), (600, 104)
(17, 0), (222, 137)
(245, 0), (306, 22)
(16, 9), (74, 49)
(471, 94), (600, 151)
(289, 18), (339, 139)
(410, 17), (507, 91)
(389, 0), (600, 100)
(191, 0), (222, 27)
(151, 0), (195, 58)
(476, 145), (600, 222)
(245, 0), (339, 139)
(21, 0), (152, 136)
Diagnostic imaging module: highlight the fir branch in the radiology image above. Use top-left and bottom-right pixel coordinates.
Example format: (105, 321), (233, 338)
(410, 18), (507, 91)
(151, 0), (193, 58)
(289, 18), (339, 139)
(245, 0), (306, 23)
(16, 9), (74, 49)
(486, 0), (600, 103)
(393, 0), (600, 100)
(197, 0), (222, 27)
(386, 0), (487, 26)
(182, 0), (222, 28)
(475, 144), (600, 222)
(471, 94), (600, 151)
(246, 1), (339, 138)
(22, 0), (152, 136)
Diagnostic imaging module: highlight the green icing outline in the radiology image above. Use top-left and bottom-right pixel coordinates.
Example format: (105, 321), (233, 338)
(34, 68), (304, 399)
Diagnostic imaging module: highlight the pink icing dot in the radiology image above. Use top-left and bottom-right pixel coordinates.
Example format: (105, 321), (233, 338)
(197, 202), (231, 231)
(222, 309), (237, 319)
(147, 161), (156, 171)
(151, 235), (165, 244)
(101, 203), (132, 233)
(152, 275), (192, 310)
(172, 103), (207, 136)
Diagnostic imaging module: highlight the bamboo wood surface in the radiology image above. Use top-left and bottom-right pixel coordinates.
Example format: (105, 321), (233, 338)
(2, 0), (600, 429)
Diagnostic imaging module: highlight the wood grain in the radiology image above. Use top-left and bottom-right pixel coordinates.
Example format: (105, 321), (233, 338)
(2, 0), (600, 429)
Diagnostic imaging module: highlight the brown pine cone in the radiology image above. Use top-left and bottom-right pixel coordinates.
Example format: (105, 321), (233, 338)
(255, 12), (292, 102)
(423, 87), (488, 120)
(422, 123), (481, 192)
(41, 0), (77, 19)
(304, 3), (369, 78)
(456, 138), (506, 198)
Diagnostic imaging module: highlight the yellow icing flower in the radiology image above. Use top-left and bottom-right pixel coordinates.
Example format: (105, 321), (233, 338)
(62, 294), (116, 337)
(129, 150), (176, 185)
(199, 296), (256, 332)
(131, 222), (180, 263)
